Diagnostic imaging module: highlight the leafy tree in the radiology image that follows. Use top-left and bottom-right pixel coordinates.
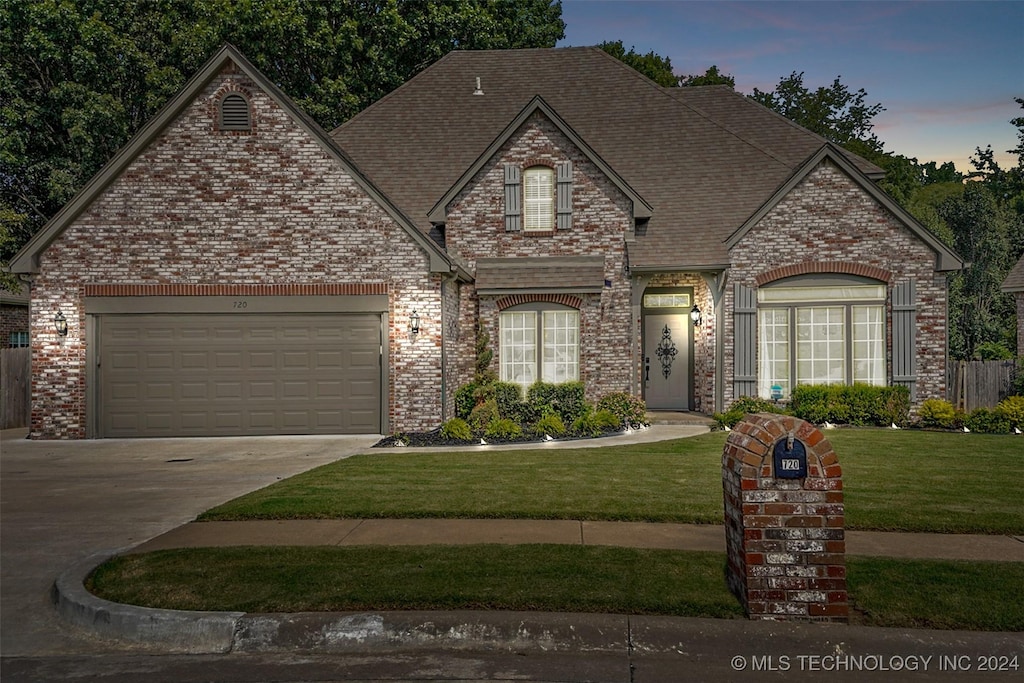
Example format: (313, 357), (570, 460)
(597, 40), (678, 87)
(0, 0), (565, 277)
(679, 65), (735, 89)
(940, 182), (1021, 358)
(750, 71), (885, 152)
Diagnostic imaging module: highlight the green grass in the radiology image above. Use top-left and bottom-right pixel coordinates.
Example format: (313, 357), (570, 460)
(201, 430), (1024, 534)
(88, 546), (1024, 631)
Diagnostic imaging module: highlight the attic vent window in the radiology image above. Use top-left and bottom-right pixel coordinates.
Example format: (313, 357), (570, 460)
(219, 93), (251, 131)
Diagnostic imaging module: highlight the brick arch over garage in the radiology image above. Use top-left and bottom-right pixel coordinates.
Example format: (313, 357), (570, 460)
(755, 261), (893, 287)
(495, 293), (583, 311)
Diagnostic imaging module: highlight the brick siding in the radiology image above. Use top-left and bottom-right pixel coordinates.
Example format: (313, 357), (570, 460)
(29, 64), (442, 438)
(443, 113), (635, 404)
(726, 160), (948, 409)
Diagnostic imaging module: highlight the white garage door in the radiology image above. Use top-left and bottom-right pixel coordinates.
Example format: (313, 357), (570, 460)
(97, 313), (381, 437)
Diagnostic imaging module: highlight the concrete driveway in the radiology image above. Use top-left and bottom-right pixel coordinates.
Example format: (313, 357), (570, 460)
(0, 428), (378, 657)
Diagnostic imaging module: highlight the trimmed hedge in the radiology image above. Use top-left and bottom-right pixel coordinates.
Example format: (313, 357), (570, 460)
(789, 384), (909, 427)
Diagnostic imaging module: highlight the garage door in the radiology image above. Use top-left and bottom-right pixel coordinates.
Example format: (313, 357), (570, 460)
(98, 314), (381, 437)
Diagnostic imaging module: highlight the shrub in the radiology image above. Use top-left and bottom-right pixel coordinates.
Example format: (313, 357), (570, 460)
(454, 382), (479, 420)
(974, 341), (1014, 361)
(712, 396), (786, 430)
(494, 382), (529, 423)
(994, 395), (1024, 430)
(468, 399), (499, 434)
(532, 412), (566, 437)
(594, 409), (621, 431)
(877, 386), (911, 427)
(596, 392), (647, 429)
(439, 418), (473, 441)
(571, 407), (604, 438)
(919, 398), (958, 429)
(789, 384), (909, 427)
(526, 381), (588, 425)
(965, 407), (1011, 434)
(484, 417), (523, 440)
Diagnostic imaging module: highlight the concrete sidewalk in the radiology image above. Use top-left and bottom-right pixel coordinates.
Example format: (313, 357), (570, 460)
(130, 517), (1024, 562)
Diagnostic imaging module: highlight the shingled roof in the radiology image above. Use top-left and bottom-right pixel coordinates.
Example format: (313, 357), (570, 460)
(1003, 254), (1024, 293)
(332, 47), (887, 270)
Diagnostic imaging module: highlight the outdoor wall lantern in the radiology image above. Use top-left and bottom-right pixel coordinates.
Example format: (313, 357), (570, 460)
(689, 304), (702, 327)
(410, 310), (420, 335)
(53, 311), (68, 337)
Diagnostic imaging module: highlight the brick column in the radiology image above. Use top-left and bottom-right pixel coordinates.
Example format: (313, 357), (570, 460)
(722, 413), (847, 622)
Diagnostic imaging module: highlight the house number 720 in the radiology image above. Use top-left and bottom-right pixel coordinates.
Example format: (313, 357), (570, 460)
(233, 300), (248, 309)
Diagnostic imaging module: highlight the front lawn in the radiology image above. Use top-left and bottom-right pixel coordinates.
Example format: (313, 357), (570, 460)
(88, 546), (1024, 631)
(202, 430), (1024, 534)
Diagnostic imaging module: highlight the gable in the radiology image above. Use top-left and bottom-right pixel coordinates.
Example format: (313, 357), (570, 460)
(427, 96), (650, 226)
(10, 44), (454, 276)
(727, 145), (962, 272)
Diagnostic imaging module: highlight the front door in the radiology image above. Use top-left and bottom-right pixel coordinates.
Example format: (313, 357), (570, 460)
(643, 290), (693, 410)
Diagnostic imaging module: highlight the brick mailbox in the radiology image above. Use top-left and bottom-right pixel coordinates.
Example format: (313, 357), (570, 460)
(722, 413), (847, 622)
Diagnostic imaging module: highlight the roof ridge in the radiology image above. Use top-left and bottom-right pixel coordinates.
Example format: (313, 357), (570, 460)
(584, 49), (795, 173)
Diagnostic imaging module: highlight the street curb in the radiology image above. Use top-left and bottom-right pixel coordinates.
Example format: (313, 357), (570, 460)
(52, 553), (634, 654)
(53, 552), (243, 654)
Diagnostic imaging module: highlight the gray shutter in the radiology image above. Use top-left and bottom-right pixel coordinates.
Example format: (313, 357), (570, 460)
(556, 161), (573, 230)
(504, 164), (521, 232)
(892, 280), (917, 399)
(733, 283), (757, 399)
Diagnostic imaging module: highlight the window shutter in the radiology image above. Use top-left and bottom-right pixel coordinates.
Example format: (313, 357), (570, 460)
(892, 280), (917, 399)
(734, 283), (757, 398)
(556, 161), (573, 230)
(220, 93), (251, 131)
(504, 164), (521, 232)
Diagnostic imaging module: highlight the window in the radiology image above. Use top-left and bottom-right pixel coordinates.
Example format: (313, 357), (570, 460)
(219, 93), (251, 131)
(756, 279), (886, 400)
(8, 331), (29, 348)
(523, 166), (555, 231)
(500, 306), (579, 388)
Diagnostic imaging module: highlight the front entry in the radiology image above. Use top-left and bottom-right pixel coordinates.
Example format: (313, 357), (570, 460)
(643, 289), (693, 410)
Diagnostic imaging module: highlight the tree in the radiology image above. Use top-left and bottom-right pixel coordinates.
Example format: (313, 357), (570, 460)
(940, 183), (1021, 359)
(750, 71), (885, 153)
(0, 0), (565, 279)
(679, 65), (735, 89)
(597, 40), (678, 87)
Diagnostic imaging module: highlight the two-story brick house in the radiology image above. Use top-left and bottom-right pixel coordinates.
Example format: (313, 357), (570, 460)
(11, 45), (961, 438)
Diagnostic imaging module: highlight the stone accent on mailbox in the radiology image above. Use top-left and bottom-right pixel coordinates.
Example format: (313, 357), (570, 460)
(722, 413), (848, 622)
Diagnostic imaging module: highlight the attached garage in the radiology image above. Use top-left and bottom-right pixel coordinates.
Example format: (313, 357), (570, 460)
(86, 297), (387, 438)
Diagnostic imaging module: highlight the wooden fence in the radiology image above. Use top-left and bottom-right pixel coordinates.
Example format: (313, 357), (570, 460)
(946, 359), (1018, 412)
(1, 347), (30, 429)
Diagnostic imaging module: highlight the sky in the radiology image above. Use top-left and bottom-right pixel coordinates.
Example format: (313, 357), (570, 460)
(558, 0), (1023, 174)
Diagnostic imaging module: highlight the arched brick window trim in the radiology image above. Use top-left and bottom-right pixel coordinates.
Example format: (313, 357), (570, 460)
(496, 293), (582, 311)
(755, 261), (892, 287)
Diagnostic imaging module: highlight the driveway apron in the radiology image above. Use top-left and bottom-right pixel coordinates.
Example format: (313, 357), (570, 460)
(0, 429), (377, 656)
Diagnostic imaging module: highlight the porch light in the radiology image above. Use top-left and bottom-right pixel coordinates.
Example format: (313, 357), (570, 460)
(54, 311), (68, 337)
(689, 304), (702, 327)
(409, 310), (420, 335)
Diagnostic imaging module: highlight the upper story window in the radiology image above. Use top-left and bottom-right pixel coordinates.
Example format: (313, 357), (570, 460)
(219, 93), (251, 131)
(504, 161), (572, 233)
(523, 166), (555, 231)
